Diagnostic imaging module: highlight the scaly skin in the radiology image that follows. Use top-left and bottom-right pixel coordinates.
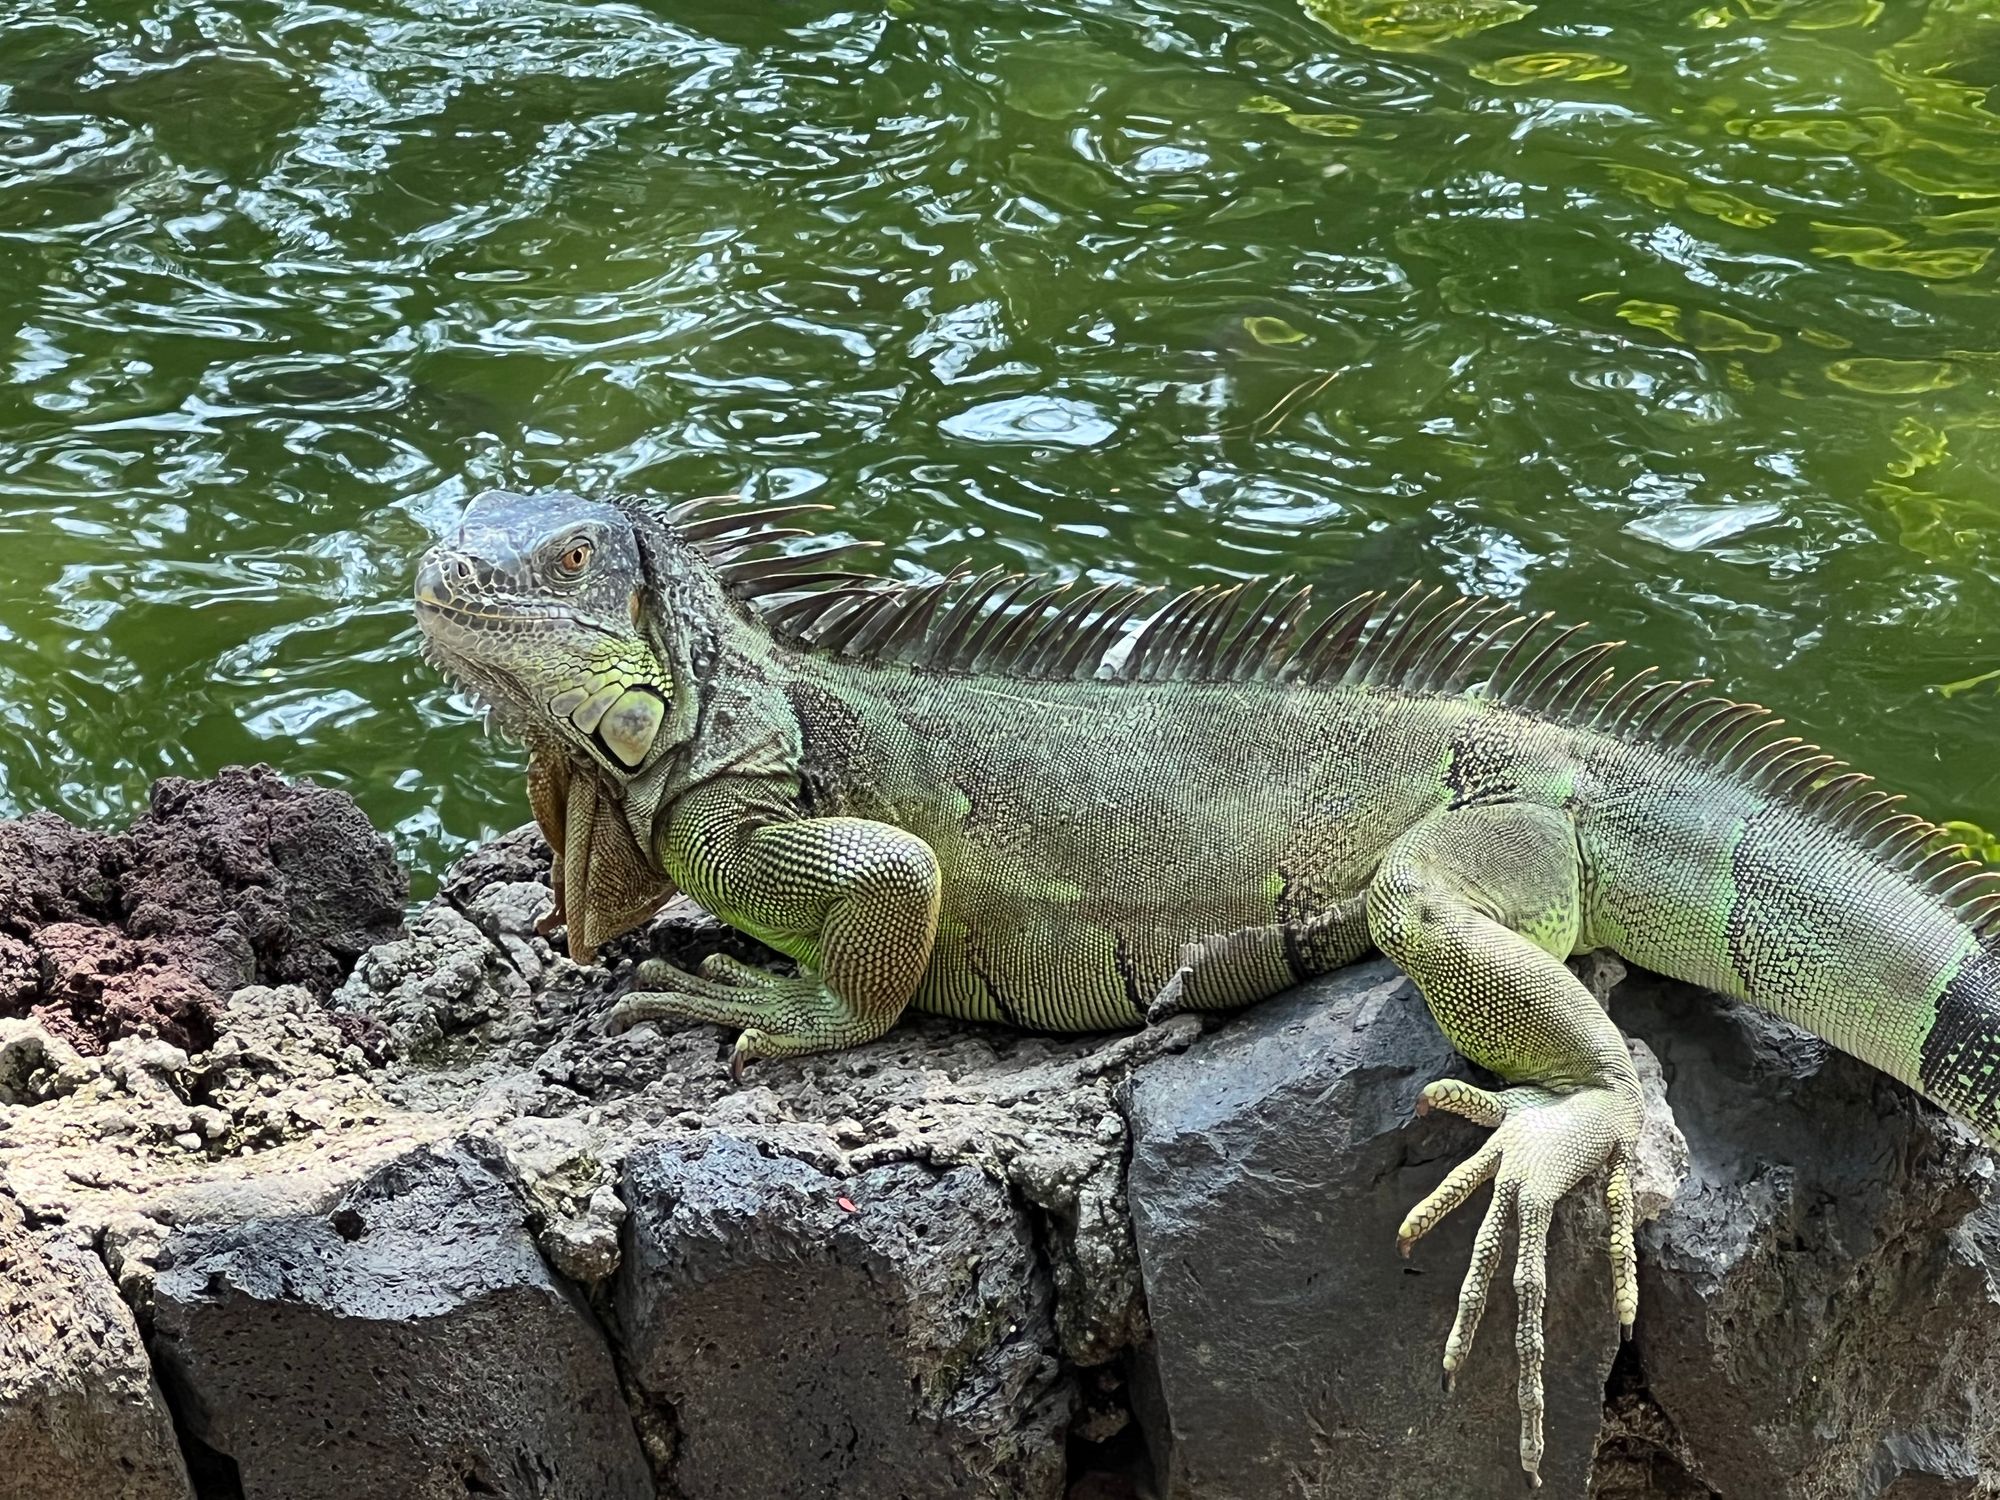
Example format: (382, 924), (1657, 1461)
(415, 488), (2000, 1486)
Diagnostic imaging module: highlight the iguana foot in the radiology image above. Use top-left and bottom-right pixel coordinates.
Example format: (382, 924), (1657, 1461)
(1398, 1077), (1639, 1488)
(603, 954), (896, 1075)
(1144, 964), (1195, 1025)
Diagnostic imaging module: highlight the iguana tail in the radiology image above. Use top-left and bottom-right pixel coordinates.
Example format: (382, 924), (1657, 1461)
(1579, 738), (2000, 1143)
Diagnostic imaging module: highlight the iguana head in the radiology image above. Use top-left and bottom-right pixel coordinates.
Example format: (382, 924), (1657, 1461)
(414, 489), (690, 777)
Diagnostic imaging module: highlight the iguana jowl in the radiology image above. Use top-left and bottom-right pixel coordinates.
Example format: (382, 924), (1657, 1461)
(415, 488), (2000, 1486)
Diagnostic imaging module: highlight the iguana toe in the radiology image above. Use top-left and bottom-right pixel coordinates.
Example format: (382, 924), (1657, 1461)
(1143, 967), (1194, 1026)
(1415, 1076), (1514, 1126)
(598, 957), (728, 1037)
(1606, 1150), (1639, 1336)
(1399, 1079), (1635, 1486)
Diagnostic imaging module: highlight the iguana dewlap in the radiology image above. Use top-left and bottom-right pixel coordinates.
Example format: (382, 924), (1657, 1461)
(415, 488), (2000, 1486)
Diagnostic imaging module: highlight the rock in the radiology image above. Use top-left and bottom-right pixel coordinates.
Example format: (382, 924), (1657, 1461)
(1627, 1037), (1690, 1224)
(0, 1195), (192, 1500)
(122, 765), (407, 999)
(463, 880), (556, 980)
(1124, 960), (1621, 1499)
(331, 902), (526, 1056)
(0, 765), (404, 1054)
(0, 812), (122, 931)
(615, 1132), (1072, 1500)
(493, 1113), (625, 1285)
(29, 917), (216, 1058)
(434, 821), (551, 909)
(13, 801), (2000, 1500)
(149, 1135), (651, 1500)
(1613, 976), (2000, 1500)
(0, 1019), (79, 1104)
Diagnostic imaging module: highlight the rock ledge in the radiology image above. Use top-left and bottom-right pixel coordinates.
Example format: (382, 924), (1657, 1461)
(1, 775), (1996, 1500)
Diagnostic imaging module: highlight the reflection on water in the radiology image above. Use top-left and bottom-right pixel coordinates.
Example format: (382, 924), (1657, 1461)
(1, 0), (1997, 891)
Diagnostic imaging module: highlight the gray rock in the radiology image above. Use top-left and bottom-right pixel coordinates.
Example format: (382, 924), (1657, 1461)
(435, 822), (552, 910)
(1615, 976), (2000, 1500)
(150, 1135), (651, 1500)
(331, 902), (527, 1056)
(0, 1195), (192, 1500)
(615, 1132), (1071, 1500)
(1124, 960), (1621, 1500)
(0, 1018), (78, 1104)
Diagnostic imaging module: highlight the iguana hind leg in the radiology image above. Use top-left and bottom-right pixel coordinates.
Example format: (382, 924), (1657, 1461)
(1366, 802), (1642, 1489)
(1146, 897), (1369, 1023)
(604, 784), (941, 1075)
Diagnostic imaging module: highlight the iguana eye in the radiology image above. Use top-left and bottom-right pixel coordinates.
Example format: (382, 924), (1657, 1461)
(557, 539), (593, 576)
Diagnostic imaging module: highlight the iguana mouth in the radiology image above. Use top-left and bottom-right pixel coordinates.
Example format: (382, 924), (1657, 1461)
(414, 549), (556, 715)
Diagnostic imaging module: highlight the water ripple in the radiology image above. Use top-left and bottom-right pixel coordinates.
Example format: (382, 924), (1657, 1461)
(0, 0), (1997, 883)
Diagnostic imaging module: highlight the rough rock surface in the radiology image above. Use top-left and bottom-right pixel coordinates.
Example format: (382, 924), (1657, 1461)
(1127, 962), (1621, 1500)
(618, 1134), (1070, 1499)
(0, 1196), (192, 1500)
(0, 765), (405, 1053)
(5, 776), (2000, 1500)
(1605, 985), (2000, 1500)
(150, 1135), (651, 1500)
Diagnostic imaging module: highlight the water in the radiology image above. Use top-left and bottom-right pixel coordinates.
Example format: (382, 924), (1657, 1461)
(3, 0), (1999, 893)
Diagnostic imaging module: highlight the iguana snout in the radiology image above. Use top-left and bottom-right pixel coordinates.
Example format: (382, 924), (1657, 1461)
(414, 488), (673, 774)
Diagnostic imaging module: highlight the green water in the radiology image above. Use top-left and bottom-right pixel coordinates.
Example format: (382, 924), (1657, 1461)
(3, 0), (1999, 892)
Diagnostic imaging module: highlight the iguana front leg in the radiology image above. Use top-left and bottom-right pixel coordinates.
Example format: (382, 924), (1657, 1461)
(1366, 802), (1642, 1489)
(603, 781), (941, 1074)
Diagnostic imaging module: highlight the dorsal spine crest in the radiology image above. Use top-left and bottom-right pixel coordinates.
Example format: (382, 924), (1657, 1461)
(644, 493), (1988, 923)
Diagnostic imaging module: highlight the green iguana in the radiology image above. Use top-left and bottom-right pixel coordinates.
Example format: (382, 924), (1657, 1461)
(415, 487), (2000, 1486)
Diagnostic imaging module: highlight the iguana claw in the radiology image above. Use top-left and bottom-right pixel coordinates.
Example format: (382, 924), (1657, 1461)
(1397, 1076), (1637, 1487)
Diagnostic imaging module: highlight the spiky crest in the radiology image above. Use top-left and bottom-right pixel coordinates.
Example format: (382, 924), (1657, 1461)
(655, 494), (1995, 932)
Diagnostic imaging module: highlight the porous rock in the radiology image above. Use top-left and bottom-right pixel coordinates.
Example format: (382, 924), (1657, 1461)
(616, 1131), (1072, 1500)
(0, 764), (404, 1054)
(1124, 960), (1621, 1500)
(14, 791), (2000, 1500)
(435, 819), (554, 909)
(334, 901), (531, 1056)
(149, 1135), (651, 1500)
(1611, 978), (2000, 1500)
(124, 765), (407, 1000)
(0, 1195), (192, 1500)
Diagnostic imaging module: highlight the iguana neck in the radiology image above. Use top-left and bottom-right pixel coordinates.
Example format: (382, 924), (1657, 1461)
(618, 611), (806, 857)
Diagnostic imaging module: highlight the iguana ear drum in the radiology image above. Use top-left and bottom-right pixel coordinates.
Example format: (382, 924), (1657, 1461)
(595, 685), (667, 768)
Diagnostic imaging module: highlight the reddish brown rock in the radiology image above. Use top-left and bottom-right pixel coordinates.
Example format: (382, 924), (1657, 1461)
(28, 922), (214, 1057)
(0, 766), (404, 1054)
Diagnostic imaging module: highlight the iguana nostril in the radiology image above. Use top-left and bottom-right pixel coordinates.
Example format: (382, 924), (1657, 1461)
(413, 554), (451, 609)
